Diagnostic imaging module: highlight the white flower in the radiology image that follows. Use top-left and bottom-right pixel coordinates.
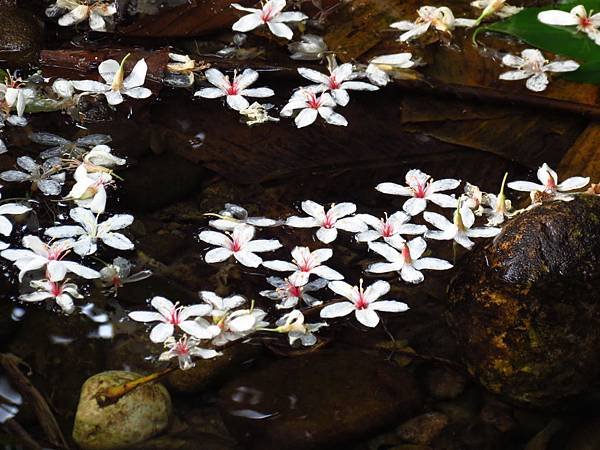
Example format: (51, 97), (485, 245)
(52, 79), (75, 98)
(320, 279), (409, 328)
(198, 305), (269, 346)
(472, 0), (522, 24)
(483, 173), (512, 226)
(46, 0), (116, 32)
(199, 224), (282, 268)
(461, 183), (484, 215)
(288, 34), (328, 60)
(285, 200), (366, 243)
(128, 296), (215, 343)
(424, 204), (501, 249)
(0, 156), (65, 196)
(239, 102), (280, 125)
(390, 6), (476, 42)
(376, 169), (459, 216)
(159, 335), (221, 370)
(29, 132), (112, 160)
(274, 310), (327, 346)
(1, 235), (100, 282)
(231, 0), (308, 40)
(538, 5), (600, 45)
(19, 279), (83, 314)
(262, 246), (343, 286)
(507, 162), (589, 203)
(194, 68), (274, 111)
(66, 164), (112, 214)
(207, 203), (279, 231)
(198, 291), (247, 322)
(367, 237), (452, 284)
(0, 138), (6, 154)
(280, 91), (347, 128)
(100, 257), (152, 295)
(499, 49), (580, 92)
(0, 74), (35, 118)
(71, 55), (152, 106)
(260, 276), (327, 309)
(365, 53), (415, 87)
(44, 207), (134, 256)
(83, 145), (125, 168)
(0, 197), (31, 250)
(166, 53), (199, 87)
(297, 58), (379, 106)
(355, 211), (427, 247)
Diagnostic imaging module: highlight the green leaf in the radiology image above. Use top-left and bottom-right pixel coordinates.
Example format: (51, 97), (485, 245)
(25, 98), (71, 113)
(0, 69), (7, 83)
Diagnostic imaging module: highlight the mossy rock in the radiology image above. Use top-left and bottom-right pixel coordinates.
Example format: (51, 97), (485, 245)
(447, 195), (600, 408)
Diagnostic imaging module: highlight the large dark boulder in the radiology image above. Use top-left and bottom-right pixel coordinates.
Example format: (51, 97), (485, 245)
(448, 195), (600, 408)
(0, 7), (43, 68)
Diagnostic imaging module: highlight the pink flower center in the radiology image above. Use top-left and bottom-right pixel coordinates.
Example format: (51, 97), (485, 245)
(226, 80), (239, 95)
(47, 244), (70, 261)
(381, 220), (394, 237)
(545, 174), (557, 190)
(322, 210), (335, 229)
(50, 282), (62, 297)
(112, 275), (123, 288)
(355, 292), (369, 310)
(580, 16), (592, 28)
(328, 75), (340, 90)
(402, 244), (412, 264)
(287, 283), (302, 298)
(168, 307), (182, 325)
(307, 92), (322, 109)
(175, 339), (190, 356)
(298, 254), (315, 272)
(261, 5), (274, 22)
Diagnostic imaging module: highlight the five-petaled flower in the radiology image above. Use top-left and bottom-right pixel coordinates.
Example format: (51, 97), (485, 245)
(280, 91), (347, 128)
(390, 6), (475, 42)
(194, 68), (274, 111)
(538, 5), (600, 45)
(263, 246), (344, 286)
(320, 279), (409, 328)
(0, 73), (35, 119)
(499, 49), (580, 92)
(231, 0), (308, 40)
(376, 169), (459, 216)
(0, 156), (65, 196)
(159, 335), (221, 370)
(507, 163), (589, 203)
(128, 296), (216, 343)
(285, 200), (367, 243)
(46, 0), (117, 32)
(19, 279), (83, 314)
(355, 211), (427, 247)
(260, 276), (328, 309)
(367, 237), (453, 284)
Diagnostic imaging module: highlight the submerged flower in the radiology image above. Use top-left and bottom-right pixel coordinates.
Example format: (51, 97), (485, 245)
(273, 310), (327, 346)
(390, 6), (475, 42)
(46, 0), (117, 32)
(207, 203), (279, 231)
(66, 164), (112, 214)
(285, 200), (366, 243)
(20, 279), (83, 314)
(365, 53), (415, 87)
(100, 257), (152, 295)
(280, 91), (347, 128)
(29, 132), (112, 160)
(507, 163), (589, 203)
(71, 54), (152, 106)
(199, 224), (282, 267)
(355, 211), (427, 247)
(263, 246), (343, 286)
(231, 0), (308, 40)
(196, 304), (269, 346)
(194, 68), (274, 111)
(376, 169), (459, 216)
(83, 145), (125, 169)
(367, 237), (452, 284)
(472, 0), (522, 24)
(499, 49), (579, 92)
(128, 296), (215, 343)
(0, 199), (31, 250)
(0, 156), (65, 196)
(166, 53), (202, 87)
(260, 276), (327, 309)
(288, 34), (328, 60)
(0, 138), (6, 154)
(45, 207), (134, 256)
(320, 279), (409, 328)
(239, 102), (280, 125)
(538, 5), (600, 45)
(159, 335), (221, 370)
(424, 203), (501, 249)
(1, 235), (100, 281)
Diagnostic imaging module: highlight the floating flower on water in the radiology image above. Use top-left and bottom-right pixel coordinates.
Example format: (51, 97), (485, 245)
(0, 72), (35, 118)
(0, 156), (65, 196)
(0, 138), (6, 155)
(52, 79), (75, 98)
(128, 296), (216, 343)
(376, 169), (459, 216)
(320, 279), (409, 328)
(194, 68), (274, 111)
(198, 291), (248, 323)
(499, 49), (580, 92)
(472, 0), (522, 24)
(288, 34), (328, 60)
(297, 57), (379, 106)
(390, 6), (476, 42)
(355, 211), (427, 247)
(82, 145), (125, 169)
(100, 256), (152, 296)
(207, 203), (279, 231)
(231, 0), (308, 40)
(263, 246), (344, 286)
(1, 235), (100, 281)
(196, 303), (269, 346)
(285, 200), (366, 243)
(159, 335), (221, 370)
(507, 163), (589, 203)
(365, 53), (415, 87)
(367, 237), (452, 284)
(538, 5), (600, 45)
(166, 53), (203, 87)
(45, 207), (134, 256)
(461, 183), (484, 216)
(19, 279), (83, 314)
(0, 196), (31, 250)
(46, 0), (117, 32)
(199, 224), (282, 268)
(66, 164), (113, 214)
(29, 132), (112, 160)
(424, 203), (501, 249)
(280, 90), (347, 128)
(483, 173), (513, 226)
(272, 310), (327, 346)
(239, 102), (280, 125)
(71, 54), (152, 106)
(260, 276), (327, 309)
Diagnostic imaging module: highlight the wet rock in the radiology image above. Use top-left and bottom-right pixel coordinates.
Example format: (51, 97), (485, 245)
(435, 387), (481, 426)
(0, 8), (43, 68)
(397, 412), (448, 445)
(218, 350), (422, 450)
(448, 195), (600, 408)
(564, 417), (600, 450)
(480, 398), (515, 433)
(426, 367), (467, 400)
(72, 371), (172, 450)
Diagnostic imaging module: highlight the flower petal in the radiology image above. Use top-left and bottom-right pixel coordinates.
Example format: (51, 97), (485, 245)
(355, 308), (380, 327)
(320, 301), (355, 318)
